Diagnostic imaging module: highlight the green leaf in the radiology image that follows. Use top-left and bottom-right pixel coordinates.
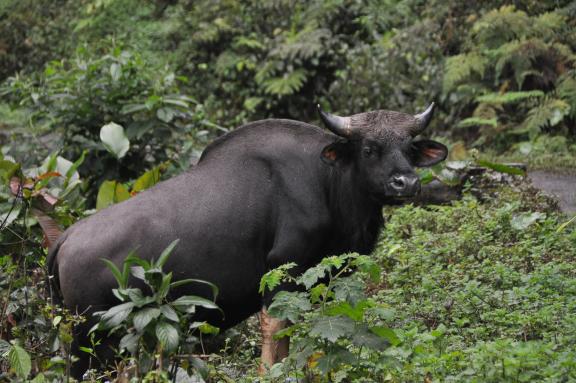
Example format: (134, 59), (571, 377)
(476, 90), (544, 104)
(0, 159), (20, 183)
(309, 316), (356, 343)
(476, 160), (526, 176)
(511, 212), (545, 231)
(101, 302), (135, 328)
(8, 344), (31, 378)
(198, 322), (220, 335)
(299, 264), (329, 289)
(170, 278), (219, 300)
(259, 262), (296, 294)
(132, 167), (161, 193)
(133, 308), (161, 332)
(156, 239), (180, 268)
(268, 291), (311, 322)
(155, 321), (179, 351)
(96, 180), (131, 210)
(160, 305), (179, 322)
(158, 273), (173, 300)
(101, 258), (126, 289)
(110, 63), (122, 82)
(119, 332), (140, 355)
(100, 122), (130, 159)
(172, 295), (219, 310)
(556, 215), (576, 233)
(370, 326), (401, 346)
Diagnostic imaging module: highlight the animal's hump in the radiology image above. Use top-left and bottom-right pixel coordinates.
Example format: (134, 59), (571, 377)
(199, 118), (327, 162)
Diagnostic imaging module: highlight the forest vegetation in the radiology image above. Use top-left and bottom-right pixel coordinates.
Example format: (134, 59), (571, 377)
(0, 0), (575, 381)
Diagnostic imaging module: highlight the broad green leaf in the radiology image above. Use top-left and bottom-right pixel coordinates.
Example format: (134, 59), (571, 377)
(198, 322), (220, 335)
(8, 344), (31, 378)
(268, 291), (311, 322)
(309, 316), (356, 343)
(172, 295), (219, 310)
(100, 122), (130, 159)
(132, 167), (161, 193)
(352, 327), (388, 349)
(511, 212), (545, 231)
(299, 264), (328, 289)
(370, 326), (401, 346)
(156, 107), (176, 123)
(0, 159), (20, 183)
(133, 308), (161, 332)
(155, 321), (179, 351)
(101, 302), (135, 328)
(170, 278), (219, 300)
(96, 180), (130, 210)
(160, 305), (179, 322)
(119, 332), (140, 355)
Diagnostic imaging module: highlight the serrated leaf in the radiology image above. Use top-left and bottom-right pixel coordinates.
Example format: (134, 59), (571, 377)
(370, 326), (401, 346)
(9, 344), (31, 378)
(100, 122), (130, 159)
(155, 321), (179, 351)
(268, 291), (311, 322)
(309, 316), (356, 343)
(133, 308), (161, 332)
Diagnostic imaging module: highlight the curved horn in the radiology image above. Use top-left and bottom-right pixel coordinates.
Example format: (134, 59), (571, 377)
(412, 102), (435, 136)
(317, 104), (352, 137)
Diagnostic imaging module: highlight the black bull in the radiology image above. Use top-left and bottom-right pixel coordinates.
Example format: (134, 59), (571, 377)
(47, 104), (447, 376)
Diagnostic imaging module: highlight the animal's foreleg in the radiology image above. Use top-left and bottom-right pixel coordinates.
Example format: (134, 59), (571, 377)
(258, 306), (289, 375)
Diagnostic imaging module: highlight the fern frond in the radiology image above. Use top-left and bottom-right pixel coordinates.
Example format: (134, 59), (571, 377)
(262, 69), (307, 96)
(457, 117), (498, 128)
(532, 12), (566, 40)
(471, 6), (530, 49)
(233, 36), (265, 51)
(254, 62), (276, 85)
(557, 72), (576, 117)
(477, 90), (544, 104)
(271, 27), (331, 61)
(443, 53), (487, 92)
(494, 39), (549, 86)
(523, 97), (570, 138)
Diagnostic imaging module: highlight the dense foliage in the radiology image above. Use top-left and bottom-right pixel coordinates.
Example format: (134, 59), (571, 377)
(1, 0), (575, 381)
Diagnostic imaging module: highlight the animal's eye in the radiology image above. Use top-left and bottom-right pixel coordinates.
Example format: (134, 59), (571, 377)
(363, 146), (374, 157)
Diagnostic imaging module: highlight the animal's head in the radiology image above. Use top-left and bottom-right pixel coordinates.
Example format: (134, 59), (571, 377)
(318, 103), (447, 200)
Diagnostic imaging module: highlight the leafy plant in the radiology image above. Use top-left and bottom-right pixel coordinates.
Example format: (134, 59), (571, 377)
(91, 239), (221, 378)
(259, 254), (400, 381)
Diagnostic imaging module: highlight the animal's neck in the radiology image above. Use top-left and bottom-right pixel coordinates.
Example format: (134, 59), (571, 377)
(327, 166), (384, 254)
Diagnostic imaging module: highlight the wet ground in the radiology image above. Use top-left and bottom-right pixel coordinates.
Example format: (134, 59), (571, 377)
(529, 170), (576, 215)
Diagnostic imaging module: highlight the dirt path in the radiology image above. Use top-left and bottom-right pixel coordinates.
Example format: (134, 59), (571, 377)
(529, 170), (576, 215)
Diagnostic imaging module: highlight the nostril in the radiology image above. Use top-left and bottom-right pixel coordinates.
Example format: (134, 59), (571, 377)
(391, 176), (406, 190)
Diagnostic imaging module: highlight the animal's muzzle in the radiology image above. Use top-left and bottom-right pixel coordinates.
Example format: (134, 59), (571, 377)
(388, 175), (421, 196)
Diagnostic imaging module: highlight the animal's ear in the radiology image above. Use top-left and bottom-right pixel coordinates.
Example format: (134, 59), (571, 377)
(410, 140), (448, 167)
(321, 141), (352, 166)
